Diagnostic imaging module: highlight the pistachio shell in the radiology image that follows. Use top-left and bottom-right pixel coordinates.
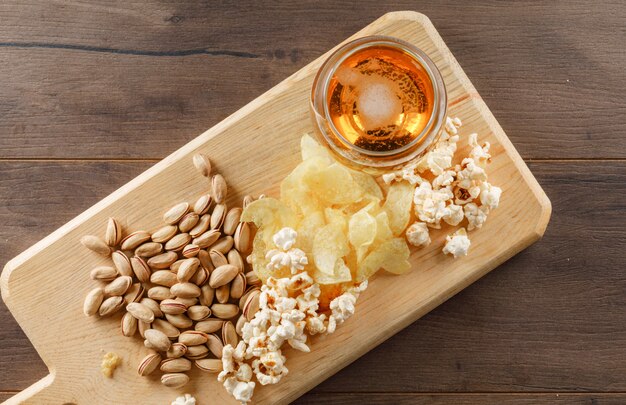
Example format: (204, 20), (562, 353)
(193, 194), (212, 215)
(81, 235), (111, 257)
(151, 225), (178, 243)
(193, 154), (212, 178)
(137, 351), (161, 376)
(144, 329), (171, 352)
(105, 217), (123, 246)
(163, 202), (189, 225)
(161, 372), (189, 388)
(83, 287), (104, 316)
(120, 231), (151, 251)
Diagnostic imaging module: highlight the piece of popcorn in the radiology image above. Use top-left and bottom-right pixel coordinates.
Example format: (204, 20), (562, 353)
(223, 377), (255, 404)
(432, 170), (456, 189)
(413, 182), (454, 228)
(405, 222), (431, 247)
(443, 204), (464, 226)
(464, 202), (489, 231)
(171, 394), (196, 405)
(469, 133), (491, 167)
(382, 172), (398, 185)
(456, 158), (487, 189)
(273, 227), (298, 251)
(326, 280), (367, 333)
(442, 228), (471, 258)
(253, 350), (288, 385)
(480, 182), (502, 210)
(265, 248), (308, 274)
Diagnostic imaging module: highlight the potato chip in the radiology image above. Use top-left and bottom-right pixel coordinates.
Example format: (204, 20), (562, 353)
(374, 211), (393, 244)
(324, 207), (348, 232)
(356, 237), (411, 281)
(280, 157), (328, 214)
(312, 223), (349, 275)
(241, 198), (297, 230)
(382, 181), (414, 235)
(301, 134), (333, 163)
(296, 210), (325, 253)
(349, 168), (383, 202)
(348, 208), (377, 248)
(305, 163), (363, 205)
(313, 258), (352, 285)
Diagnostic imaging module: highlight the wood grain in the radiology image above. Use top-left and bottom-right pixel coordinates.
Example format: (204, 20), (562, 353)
(295, 393), (626, 404)
(0, 12), (550, 404)
(1, 161), (621, 398)
(0, 0), (623, 159)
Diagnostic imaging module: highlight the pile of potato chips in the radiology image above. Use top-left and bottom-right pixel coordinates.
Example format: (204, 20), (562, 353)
(241, 135), (413, 295)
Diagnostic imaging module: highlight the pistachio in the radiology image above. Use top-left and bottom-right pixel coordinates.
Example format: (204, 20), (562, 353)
(138, 320), (151, 338)
(111, 251), (132, 277)
(211, 236), (234, 254)
(206, 333), (224, 358)
(192, 267), (209, 286)
(130, 256), (151, 283)
(150, 270), (178, 288)
(171, 282), (201, 298)
(99, 296), (124, 317)
(239, 287), (260, 310)
(105, 217), (123, 247)
(144, 329), (171, 352)
(177, 258), (200, 283)
(184, 344), (209, 360)
(179, 212), (200, 233)
(222, 321), (238, 347)
(165, 313), (193, 329)
(230, 273), (246, 300)
(199, 284), (215, 307)
(83, 287), (104, 316)
(152, 318), (180, 340)
(137, 351), (161, 376)
(165, 233), (191, 252)
(160, 357), (192, 373)
(127, 302), (155, 323)
(147, 286), (173, 301)
(90, 266), (118, 281)
(209, 249), (228, 268)
(209, 264), (239, 288)
(193, 153), (212, 178)
(135, 242), (163, 258)
(166, 342), (188, 359)
(163, 202), (189, 225)
(210, 203), (227, 230)
(211, 174), (227, 204)
(151, 224), (178, 243)
(80, 235), (111, 257)
(104, 275), (133, 296)
(242, 195), (254, 209)
(121, 312), (138, 337)
(193, 229), (221, 249)
(198, 250), (214, 271)
(179, 330), (209, 346)
(160, 299), (187, 315)
(245, 271), (261, 286)
(235, 315), (246, 336)
(223, 207), (242, 235)
(170, 259), (185, 272)
(190, 214), (211, 238)
(123, 282), (145, 304)
(193, 194), (213, 215)
(161, 372), (189, 389)
(140, 297), (163, 318)
(227, 249), (244, 272)
(187, 305), (211, 322)
(216, 284), (230, 304)
(182, 244), (200, 258)
(211, 303), (239, 319)
(234, 222), (251, 253)
(120, 231), (151, 251)
(195, 319), (224, 334)
(176, 297), (198, 307)
(147, 251), (178, 270)
(243, 290), (260, 321)
(195, 358), (223, 373)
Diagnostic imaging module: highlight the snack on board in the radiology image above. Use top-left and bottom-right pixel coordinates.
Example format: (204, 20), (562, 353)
(79, 115), (501, 404)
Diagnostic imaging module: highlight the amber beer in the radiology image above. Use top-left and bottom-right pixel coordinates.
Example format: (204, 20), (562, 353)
(311, 36), (447, 172)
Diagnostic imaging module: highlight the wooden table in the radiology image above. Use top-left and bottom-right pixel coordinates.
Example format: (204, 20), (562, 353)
(0, 1), (624, 404)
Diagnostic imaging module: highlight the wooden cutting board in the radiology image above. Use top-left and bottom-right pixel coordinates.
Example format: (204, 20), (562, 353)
(1, 11), (551, 405)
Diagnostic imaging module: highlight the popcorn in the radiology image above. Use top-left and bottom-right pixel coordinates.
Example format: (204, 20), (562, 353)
(442, 228), (471, 258)
(171, 394), (196, 405)
(219, 341), (256, 404)
(273, 227), (298, 250)
(464, 203), (489, 231)
(265, 247), (308, 274)
(469, 132), (491, 167)
(442, 203), (464, 226)
(253, 350), (289, 385)
(413, 182), (454, 228)
(480, 182), (502, 210)
(405, 222), (431, 247)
